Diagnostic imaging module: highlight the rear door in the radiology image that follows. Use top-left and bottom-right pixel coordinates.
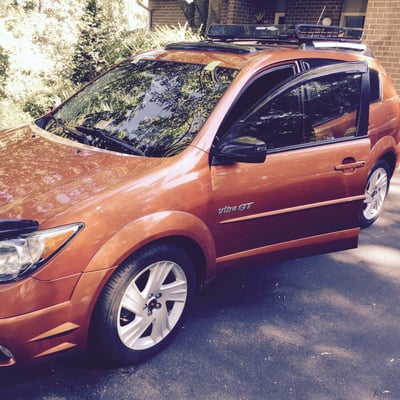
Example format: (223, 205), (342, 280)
(210, 62), (371, 266)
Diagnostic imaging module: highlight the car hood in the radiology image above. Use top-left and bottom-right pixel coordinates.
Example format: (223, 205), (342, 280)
(0, 124), (164, 223)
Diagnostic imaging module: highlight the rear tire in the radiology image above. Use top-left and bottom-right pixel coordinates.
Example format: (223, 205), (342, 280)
(361, 160), (390, 228)
(90, 242), (196, 366)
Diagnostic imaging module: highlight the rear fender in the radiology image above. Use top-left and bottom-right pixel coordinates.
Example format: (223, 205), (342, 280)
(369, 134), (399, 173)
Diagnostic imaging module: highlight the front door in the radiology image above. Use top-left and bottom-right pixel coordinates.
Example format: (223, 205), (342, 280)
(210, 62), (371, 266)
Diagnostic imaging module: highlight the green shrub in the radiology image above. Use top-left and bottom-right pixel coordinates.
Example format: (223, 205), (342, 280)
(125, 24), (201, 54)
(0, 46), (9, 97)
(0, 3), (201, 130)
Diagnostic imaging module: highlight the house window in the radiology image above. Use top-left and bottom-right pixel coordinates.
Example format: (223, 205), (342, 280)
(341, 0), (367, 28)
(274, 12), (285, 24)
(341, 13), (366, 28)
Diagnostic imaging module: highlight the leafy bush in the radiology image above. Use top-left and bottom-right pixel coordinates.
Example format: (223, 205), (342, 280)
(70, 0), (109, 85)
(125, 24), (201, 54)
(0, 46), (9, 97)
(0, 0), (201, 129)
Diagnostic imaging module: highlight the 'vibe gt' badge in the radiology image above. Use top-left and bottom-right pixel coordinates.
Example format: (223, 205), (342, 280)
(218, 202), (254, 215)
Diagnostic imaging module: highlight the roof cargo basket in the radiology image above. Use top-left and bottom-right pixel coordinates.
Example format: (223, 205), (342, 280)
(295, 24), (363, 42)
(207, 23), (363, 45)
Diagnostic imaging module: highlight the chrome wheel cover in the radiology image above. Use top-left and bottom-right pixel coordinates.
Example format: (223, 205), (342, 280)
(363, 167), (388, 222)
(117, 260), (188, 350)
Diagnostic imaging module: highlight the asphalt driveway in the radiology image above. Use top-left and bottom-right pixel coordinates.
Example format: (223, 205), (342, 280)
(1, 172), (400, 400)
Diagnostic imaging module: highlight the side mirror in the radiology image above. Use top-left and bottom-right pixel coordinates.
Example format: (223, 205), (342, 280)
(214, 136), (267, 164)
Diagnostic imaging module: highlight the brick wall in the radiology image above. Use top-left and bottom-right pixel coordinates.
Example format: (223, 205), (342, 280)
(149, 0), (187, 27)
(148, 0), (343, 27)
(149, 0), (276, 27)
(226, 0), (276, 24)
(221, 0), (228, 23)
(284, 0), (343, 25)
(363, 0), (400, 93)
(225, 0), (257, 24)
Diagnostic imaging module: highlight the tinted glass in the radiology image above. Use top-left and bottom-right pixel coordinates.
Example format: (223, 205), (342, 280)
(223, 72), (362, 150)
(220, 64), (296, 132)
(306, 73), (361, 126)
(369, 69), (380, 103)
(39, 60), (238, 157)
(307, 73), (361, 140)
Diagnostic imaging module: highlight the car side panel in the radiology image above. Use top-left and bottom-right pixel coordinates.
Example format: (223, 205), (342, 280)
(211, 138), (370, 261)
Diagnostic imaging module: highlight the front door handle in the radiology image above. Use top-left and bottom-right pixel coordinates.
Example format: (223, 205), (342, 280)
(334, 159), (366, 172)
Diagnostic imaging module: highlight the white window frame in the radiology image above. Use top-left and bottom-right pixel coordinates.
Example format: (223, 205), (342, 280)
(340, 13), (366, 28)
(274, 12), (285, 25)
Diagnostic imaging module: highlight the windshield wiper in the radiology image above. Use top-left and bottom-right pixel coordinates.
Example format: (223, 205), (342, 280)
(44, 116), (144, 156)
(75, 126), (144, 156)
(44, 116), (90, 144)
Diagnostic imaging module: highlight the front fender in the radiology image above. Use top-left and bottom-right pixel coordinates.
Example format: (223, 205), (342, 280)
(84, 210), (216, 282)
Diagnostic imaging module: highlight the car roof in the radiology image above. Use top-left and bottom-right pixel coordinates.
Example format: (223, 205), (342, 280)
(140, 24), (373, 71)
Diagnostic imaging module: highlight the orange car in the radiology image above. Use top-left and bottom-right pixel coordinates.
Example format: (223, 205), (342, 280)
(0, 24), (399, 367)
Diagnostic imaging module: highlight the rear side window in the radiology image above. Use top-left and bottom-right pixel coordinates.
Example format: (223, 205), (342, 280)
(369, 69), (381, 103)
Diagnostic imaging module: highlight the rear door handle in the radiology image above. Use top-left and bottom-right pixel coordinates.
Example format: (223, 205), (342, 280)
(335, 157), (366, 173)
(334, 160), (366, 171)
(334, 159), (366, 172)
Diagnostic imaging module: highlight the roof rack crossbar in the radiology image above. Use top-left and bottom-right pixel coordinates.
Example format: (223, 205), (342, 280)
(207, 24), (294, 42)
(164, 41), (256, 54)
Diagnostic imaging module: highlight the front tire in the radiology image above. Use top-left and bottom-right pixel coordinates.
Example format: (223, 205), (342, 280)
(361, 160), (390, 228)
(90, 242), (196, 366)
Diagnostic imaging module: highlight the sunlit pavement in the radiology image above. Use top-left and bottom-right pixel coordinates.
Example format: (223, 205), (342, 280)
(1, 171), (400, 400)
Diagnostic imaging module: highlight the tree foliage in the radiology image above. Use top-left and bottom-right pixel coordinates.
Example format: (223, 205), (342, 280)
(70, 0), (109, 85)
(0, 46), (9, 97)
(0, 0), (84, 127)
(0, 0), (200, 129)
(69, 0), (139, 86)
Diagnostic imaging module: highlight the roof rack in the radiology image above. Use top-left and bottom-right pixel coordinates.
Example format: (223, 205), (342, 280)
(207, 24), (296, 43)
(295, 24), (363, 42)
(207, 23), (364, 47)
(164, 41), (257, 54)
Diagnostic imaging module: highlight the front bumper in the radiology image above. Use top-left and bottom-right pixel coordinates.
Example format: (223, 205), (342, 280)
(0, 300), (82, 366)
(0, 268), (115, 367)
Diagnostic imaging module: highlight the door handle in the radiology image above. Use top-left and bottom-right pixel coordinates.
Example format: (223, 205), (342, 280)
(334, 159), (366, 172)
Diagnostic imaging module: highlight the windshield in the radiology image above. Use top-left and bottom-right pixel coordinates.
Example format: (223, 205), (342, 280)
(37, 59), (238, 157)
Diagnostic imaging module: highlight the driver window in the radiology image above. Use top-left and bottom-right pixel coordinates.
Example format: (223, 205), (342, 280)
(219, 64), (296, 133)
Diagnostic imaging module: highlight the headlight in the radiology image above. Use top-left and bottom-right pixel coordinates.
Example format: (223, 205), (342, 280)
(0, 223), (83, 283)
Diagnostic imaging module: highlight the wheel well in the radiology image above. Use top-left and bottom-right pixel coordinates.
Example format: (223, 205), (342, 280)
(164, 236), (207, 292)
(381, 152), (397, 178)
(135, 236), (207, 293)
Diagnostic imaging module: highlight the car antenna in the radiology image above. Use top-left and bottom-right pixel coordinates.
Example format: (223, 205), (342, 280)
(317, 4), (327, 25)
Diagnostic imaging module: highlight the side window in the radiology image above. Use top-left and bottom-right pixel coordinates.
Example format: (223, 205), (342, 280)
(222, 71), (363, 151)
(240, 86), (307, 149)
(219, 64), (296, 133)
(369, 69), (381, 103)
(306, 73), (362, 141)
(302, 59), (380, 104)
